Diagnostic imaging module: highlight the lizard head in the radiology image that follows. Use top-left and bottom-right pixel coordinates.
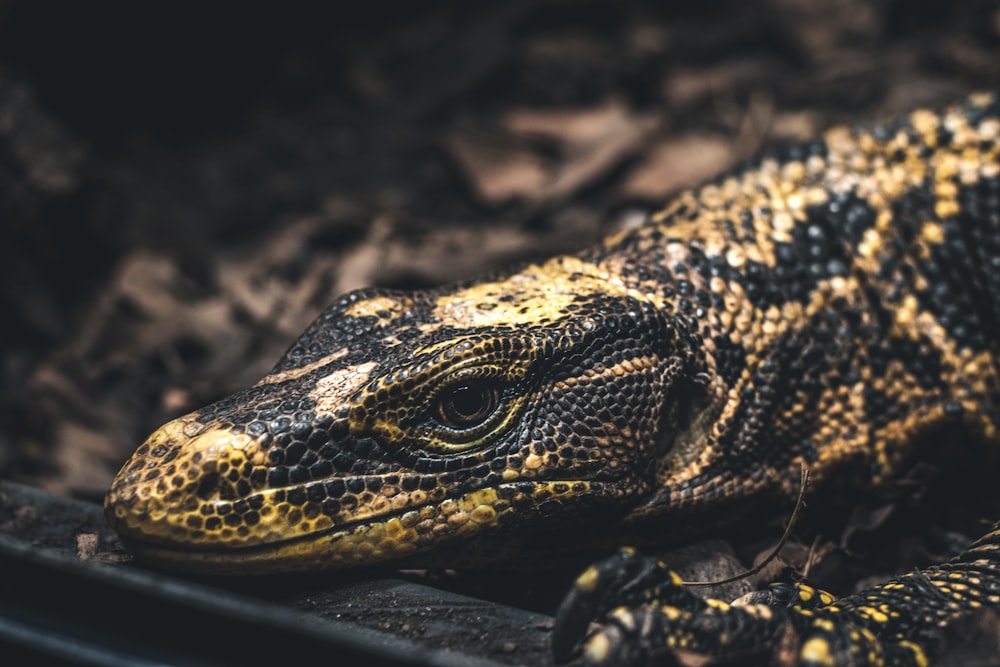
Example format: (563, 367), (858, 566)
(106, 256), (704, 573)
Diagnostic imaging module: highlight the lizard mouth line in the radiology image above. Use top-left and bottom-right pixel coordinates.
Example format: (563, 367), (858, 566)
(120, 479), (594, 570)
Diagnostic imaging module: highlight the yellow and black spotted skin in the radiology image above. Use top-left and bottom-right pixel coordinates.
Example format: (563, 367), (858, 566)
(106, 92), (1000, 665)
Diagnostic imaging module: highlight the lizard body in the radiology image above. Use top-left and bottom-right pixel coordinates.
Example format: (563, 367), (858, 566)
(106, 92), (1000, 665)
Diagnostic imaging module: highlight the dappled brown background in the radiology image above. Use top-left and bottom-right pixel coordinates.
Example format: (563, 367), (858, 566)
(3, 0), (1000, 630)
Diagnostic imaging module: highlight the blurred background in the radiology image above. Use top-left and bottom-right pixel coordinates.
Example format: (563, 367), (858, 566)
(1, 0), (999, 503)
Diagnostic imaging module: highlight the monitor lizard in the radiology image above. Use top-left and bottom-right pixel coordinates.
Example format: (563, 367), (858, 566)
(106, 91), (1000, 666)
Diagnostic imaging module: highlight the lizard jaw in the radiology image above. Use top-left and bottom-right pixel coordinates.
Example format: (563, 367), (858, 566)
(111, 480), (601, 574)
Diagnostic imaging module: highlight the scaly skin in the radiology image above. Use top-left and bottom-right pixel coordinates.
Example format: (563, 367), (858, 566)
(106, 92), (1000, 664)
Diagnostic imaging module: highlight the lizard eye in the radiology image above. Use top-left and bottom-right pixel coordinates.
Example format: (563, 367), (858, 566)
(435, 380), (500, 430)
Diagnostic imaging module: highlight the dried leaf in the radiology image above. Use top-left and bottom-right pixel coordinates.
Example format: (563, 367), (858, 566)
(51, 422), (118, 496)
(662, 539), (753, 603)
(449, 100), (659, 206)
(447, 129), (548, 203)
(841, 503), (897, 549)
(622, 135), (734, 198)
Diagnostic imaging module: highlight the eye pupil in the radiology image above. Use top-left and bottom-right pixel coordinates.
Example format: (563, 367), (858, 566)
(449, 385), (484, 417)
(437, 381), (499, 428)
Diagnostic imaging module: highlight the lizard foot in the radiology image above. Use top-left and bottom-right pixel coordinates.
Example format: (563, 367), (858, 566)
(551, 546), (972, 666)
